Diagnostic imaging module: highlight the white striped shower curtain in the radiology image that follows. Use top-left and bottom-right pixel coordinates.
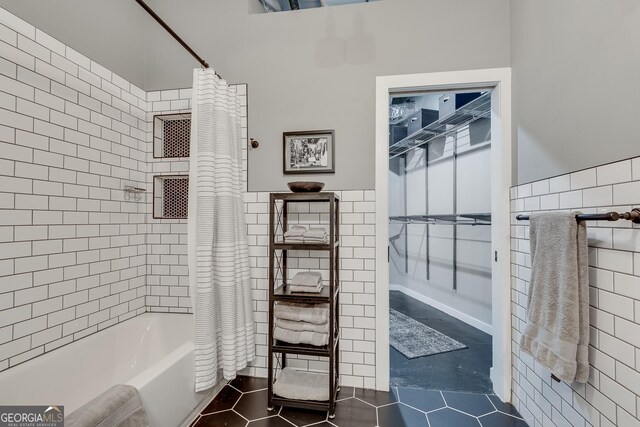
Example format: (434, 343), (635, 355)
(188, 69), (255, 392)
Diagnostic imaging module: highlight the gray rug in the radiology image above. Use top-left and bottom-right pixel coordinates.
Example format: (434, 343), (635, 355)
(389, 309), (467, 359)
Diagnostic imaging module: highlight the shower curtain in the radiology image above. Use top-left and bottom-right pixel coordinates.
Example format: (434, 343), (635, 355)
(188, 68), (255, 392)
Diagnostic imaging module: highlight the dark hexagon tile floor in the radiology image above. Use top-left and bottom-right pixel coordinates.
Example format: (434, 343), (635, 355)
(191, 376), (528, 427)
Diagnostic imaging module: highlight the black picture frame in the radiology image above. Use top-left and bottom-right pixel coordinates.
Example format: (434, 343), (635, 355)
(283, 129), (335, 174)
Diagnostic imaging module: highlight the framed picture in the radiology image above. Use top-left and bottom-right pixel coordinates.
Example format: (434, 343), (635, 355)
(283, 130), (335, 174)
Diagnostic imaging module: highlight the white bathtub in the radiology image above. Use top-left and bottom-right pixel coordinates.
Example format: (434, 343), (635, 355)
(0, 313), (210, 427)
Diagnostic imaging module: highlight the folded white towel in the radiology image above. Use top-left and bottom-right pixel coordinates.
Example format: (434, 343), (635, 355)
(291, 271), (323, 286)
(274, 302), (328, 324)
(275, 318), (329, 333)
(274, 327), (329, 346)
(303, 227), (327, 240)
(273, 368), (330, 401)
(284, 237), (327, 244)
(289, 283), (323, 293)
(284, 226), (306, 239)
(284, 237), (305, 243)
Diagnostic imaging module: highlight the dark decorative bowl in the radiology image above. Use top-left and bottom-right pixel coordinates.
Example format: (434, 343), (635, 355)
(287, 181), (325, 193)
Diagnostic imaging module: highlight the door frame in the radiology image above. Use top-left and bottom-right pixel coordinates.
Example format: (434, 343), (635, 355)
(374, 68), (512, 401)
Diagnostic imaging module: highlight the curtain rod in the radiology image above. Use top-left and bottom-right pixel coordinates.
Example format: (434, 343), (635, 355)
(133, 0), (222, 79)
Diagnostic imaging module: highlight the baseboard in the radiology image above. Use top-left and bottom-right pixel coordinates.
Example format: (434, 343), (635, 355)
(389, 284), (493, 335)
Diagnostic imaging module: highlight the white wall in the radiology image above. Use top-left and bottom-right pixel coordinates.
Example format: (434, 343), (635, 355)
(511, 156), (640, 427)
(389, 119), (492, 329)
(511, 0), (640, 185)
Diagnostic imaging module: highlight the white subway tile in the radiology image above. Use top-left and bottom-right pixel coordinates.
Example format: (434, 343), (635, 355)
(0, 23), (16, 46)
(614, 317), (640, 347)
(0, 9), (35, 39)
(598, 290), (634, 320)
(615, 361), (640, 396)
(17, 35), (49, 62)
(0, 336), (30, 362)
(613, 181), (640, 205)
(0, 108), (33, 132)
(34, 29), (64, 56)
(13, 315), (46, 338)
(65, 46), (90, 70)
(32, 296), (62, 317)
(598, 332), (635, 368)
(613, 229), (640, 252)
(597, 160), (632, 185)
(14, 194), (48, 210)
(571, 169), (597, 190)
(0, 39), (35, 70)
(549, 175), (571, 193)
(31, 326), (62, 347)
(558, 190), (582, 209)
(0, 241), (31, 259)
(531, 179), (549, 196)
(0, 305), (31, 328)
(597, 248), (633, 274)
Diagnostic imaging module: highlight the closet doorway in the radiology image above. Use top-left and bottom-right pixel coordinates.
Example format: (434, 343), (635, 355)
(374, 69), (512, 401)
(388, 89), (493, 393)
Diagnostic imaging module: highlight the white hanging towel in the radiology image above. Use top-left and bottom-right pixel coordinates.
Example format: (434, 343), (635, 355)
(188, 68), (255, 392)
(519, 212), (589, 383)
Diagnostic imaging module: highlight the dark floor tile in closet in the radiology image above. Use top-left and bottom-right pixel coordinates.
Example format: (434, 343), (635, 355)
(195, 410), (246, 427)
(234, 389), (279, 420)
(426, 408), (481, 427)
(336, 386), (355, 401)
(354, 387), (398, 407)
(229, 375), (268, 392)
(479, 412), (529, 427)
(279, 406), (328, 426)
(330, 397), (377, 427)
(487, 394), (523, 417)
(442, 391), (494, 417)
(377, 403), (429, 427)
(201, 385), (242, 414)
(389, 291), (493, 393)
(247, 416), (293, 427)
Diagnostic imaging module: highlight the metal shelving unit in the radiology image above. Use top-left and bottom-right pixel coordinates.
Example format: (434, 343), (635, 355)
(389, 91), (491, 159)
(267, 192), (340, 418)
(389, 213), (492, 225)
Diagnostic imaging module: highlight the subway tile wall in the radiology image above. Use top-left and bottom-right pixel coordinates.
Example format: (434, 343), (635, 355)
(511, 156), (640, 426)
(0, 10), (147, 370)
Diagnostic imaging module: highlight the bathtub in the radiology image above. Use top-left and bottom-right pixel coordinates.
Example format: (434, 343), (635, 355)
(0, 313), (211, 427)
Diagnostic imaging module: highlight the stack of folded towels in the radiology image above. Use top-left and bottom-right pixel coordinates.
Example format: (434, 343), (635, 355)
(283, 226), (328, 244)
(274, 302), (329, 347)
(289, 271), (323, 293)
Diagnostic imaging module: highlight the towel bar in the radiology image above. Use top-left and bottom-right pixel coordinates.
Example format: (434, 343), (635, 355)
(516, 208), (640, 224)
